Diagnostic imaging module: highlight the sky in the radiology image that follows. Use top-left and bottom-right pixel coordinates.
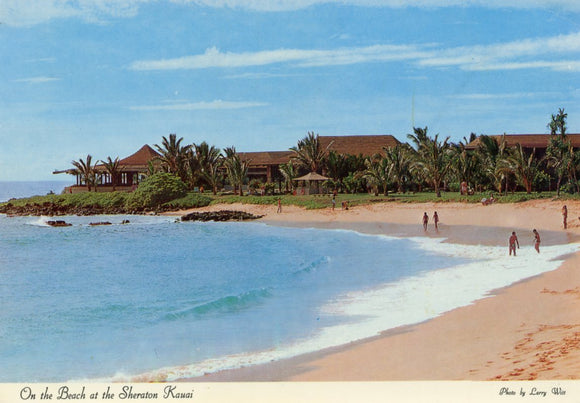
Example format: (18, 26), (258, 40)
(1, 1), (579, 181)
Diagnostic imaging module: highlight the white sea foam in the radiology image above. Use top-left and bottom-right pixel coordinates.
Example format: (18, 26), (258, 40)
(28, 215), (52, 227)
(90, 234), (578, 383)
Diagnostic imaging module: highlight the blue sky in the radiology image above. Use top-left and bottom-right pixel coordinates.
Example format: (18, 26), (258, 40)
(1, 1), (579, 181)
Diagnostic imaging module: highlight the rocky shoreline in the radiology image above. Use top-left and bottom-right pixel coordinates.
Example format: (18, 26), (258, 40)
(0, 201), (175, 216)
(0, 201), (263, 223)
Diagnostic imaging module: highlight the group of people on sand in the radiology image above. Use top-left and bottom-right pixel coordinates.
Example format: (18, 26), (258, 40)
(508, 205), (571, 256)
(331, 191), (349, 211)
(508, 229), (541, 256)
(422, 211), (439, 231)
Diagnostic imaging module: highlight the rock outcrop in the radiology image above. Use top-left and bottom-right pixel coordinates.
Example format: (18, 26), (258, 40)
(46, 220), (72, 227)
(181, 210), (263, 222)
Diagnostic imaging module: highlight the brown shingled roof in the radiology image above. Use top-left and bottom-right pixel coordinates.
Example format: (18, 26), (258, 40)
(240, 135), (400, 167)
(118, 144), (161, 166)
(320, 135), (400, 155)
(466, 134), (580, 149)
(239, 151), (294, 166)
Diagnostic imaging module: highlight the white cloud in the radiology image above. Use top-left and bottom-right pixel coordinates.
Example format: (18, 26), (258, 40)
(129, 31), (580, 73)
(448, 92), (559, 100)
(129, 99), (268, 111)
(129, 44), (431, 70)
(13, 77), (61, 84)
(464, 60), (580, 72)
(0, 0), (147, 26)
(418, 31), (580, 70)
(2, 0), (580, 27)
(176, 0), (580, 12)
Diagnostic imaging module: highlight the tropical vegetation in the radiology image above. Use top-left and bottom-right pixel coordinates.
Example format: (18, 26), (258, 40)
(8, 107), (580, 214)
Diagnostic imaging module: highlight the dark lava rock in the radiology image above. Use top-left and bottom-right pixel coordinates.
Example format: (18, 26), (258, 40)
(181, 210), (263, 222)
(46, 220), (72, 227)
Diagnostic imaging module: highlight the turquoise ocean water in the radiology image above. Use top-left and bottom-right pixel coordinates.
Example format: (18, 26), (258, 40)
(0, 182), (577, 382)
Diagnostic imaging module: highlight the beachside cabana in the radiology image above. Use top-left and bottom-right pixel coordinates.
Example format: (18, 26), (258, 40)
(295, 172), (329, 195)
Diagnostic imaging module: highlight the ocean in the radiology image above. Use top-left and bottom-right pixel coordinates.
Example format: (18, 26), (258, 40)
(0, 182), (577, 382)
(0, 181), (70, 203)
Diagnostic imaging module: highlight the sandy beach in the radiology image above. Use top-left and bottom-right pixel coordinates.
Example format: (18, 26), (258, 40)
(167, 199), (580, 381)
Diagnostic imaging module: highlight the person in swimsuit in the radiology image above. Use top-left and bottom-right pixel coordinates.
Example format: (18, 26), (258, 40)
(433, 211), (439, 230)
(509, 231), (520, 256)
(562, 205), (568, 229)
(422, 212), (429, 231)
(533, 229), (540, 253)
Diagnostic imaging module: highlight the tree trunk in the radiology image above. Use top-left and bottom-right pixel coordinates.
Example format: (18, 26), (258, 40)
(434, 181), (441, 197)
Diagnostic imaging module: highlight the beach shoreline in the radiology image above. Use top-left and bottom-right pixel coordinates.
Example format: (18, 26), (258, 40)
(165, 199), (580, 381)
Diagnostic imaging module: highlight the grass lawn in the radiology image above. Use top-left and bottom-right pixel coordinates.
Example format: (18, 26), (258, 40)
(1, 189), (578, 213)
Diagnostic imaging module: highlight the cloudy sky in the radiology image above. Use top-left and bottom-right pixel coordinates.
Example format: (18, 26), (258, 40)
(1, 0), (579, 181)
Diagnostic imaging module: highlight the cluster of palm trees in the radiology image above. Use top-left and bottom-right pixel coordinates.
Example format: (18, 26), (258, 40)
(152, 134), (251, 196)
(71, 155), (121, 192)
(71, 108), (579, 197)
(279, 110), (579, 197)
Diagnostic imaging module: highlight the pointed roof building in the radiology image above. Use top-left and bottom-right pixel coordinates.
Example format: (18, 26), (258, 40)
(116, 144), (161, 171)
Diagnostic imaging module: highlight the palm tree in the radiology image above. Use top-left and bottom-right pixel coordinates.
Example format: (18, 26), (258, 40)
(290, 131), (331, 174)
(279, 160), (299, 192)
(100, 156), (120, 191)
(223, 147), (249, 196)
(477, 134), (509, 193)
(407, 127), (453, 197)
(194, 142), (222, 190)
(154, 134), (191, 183)
(71, 155), (97, 192)
(325, 151), (350, 192)
(565, 142), (580, 194)
(548, 108), (567, 138)
(506, 144), (538, 194)
(204, 160), (224, 195)
(384, 143), (413, 193)
(545, 109), (571, 195)
(450, 134), (479, 192)
(545, 137), (571, 196)
(363, 153), (390, 195)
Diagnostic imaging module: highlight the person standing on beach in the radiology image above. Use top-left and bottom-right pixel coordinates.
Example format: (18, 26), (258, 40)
(509, 231), (520, 256)
(422, 212), (429, 231)
(562, 205), (568, 229)
(433, 211), (439, 230)
(533, 229), (541, 253)
(277, 198), (282, 213)
(331, 194), (336, 211)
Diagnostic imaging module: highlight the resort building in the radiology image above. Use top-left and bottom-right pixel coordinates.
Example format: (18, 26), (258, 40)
(240, 135), (401, 183)
(55, 134), (401, 192)
(55, 144), (161, 193)
(465, 133), (580, 157)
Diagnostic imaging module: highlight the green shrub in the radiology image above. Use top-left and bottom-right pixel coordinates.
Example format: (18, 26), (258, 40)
(163, 192), (213, 209)
(125, 173), (187, 210)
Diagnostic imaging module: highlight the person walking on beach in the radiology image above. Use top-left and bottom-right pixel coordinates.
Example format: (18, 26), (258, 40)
(533, 229), (541, 253)
(509, 231), (520, 256)
(562, 205), (568, 229)
(277, 198), (282, 213)
(433, 211), (439, 230)
(422, 212), (429, 231)
(331, 194), (336, 211)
